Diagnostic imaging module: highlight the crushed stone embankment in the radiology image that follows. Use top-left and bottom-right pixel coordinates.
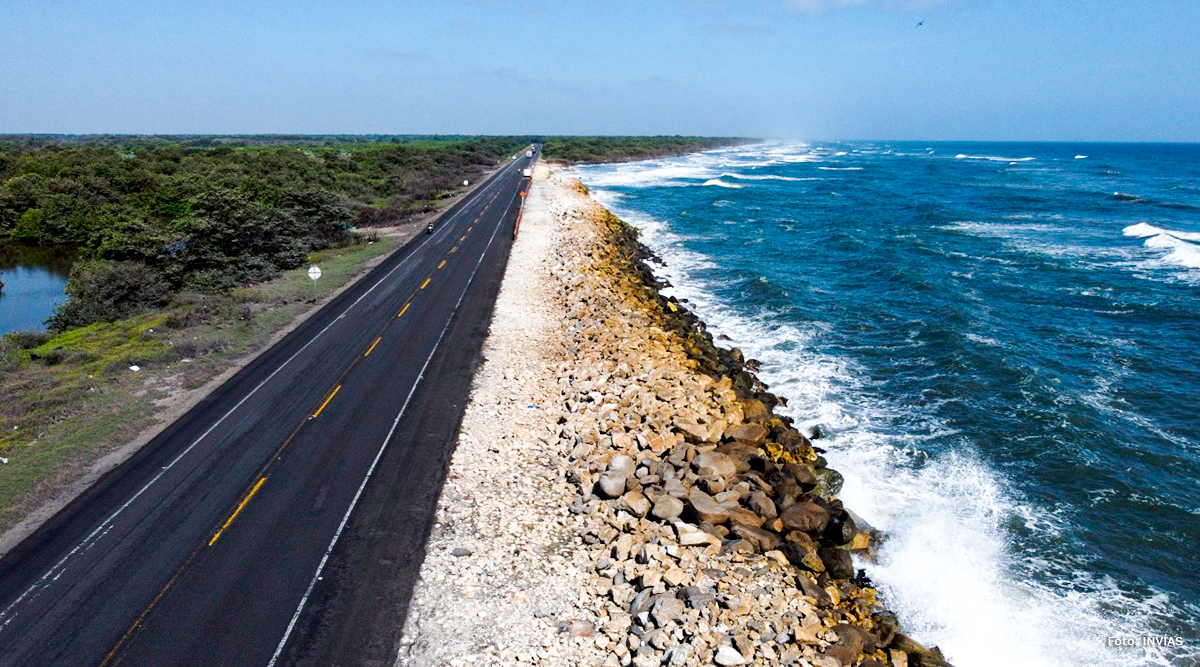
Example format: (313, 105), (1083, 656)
(397, 164), (952, 667)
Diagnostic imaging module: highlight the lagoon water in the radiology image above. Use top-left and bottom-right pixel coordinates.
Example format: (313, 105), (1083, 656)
(0, 246), (72, 335)
(575, 143), (1200, 667)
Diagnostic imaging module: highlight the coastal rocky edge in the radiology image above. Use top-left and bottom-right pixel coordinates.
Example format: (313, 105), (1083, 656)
(396, 165), (953, 667)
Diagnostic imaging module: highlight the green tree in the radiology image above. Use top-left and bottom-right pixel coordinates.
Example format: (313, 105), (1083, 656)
(49, 260), (172, 331)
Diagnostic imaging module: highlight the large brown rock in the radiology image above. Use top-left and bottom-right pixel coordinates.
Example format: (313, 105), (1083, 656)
(675, 420), (711, 443)
(597, 471), (628, 498)
(823, 644), (858, 667)
(824, 510), (858, 546)
(783, 463), (818, 492)
(782, 536), (825, 573)
(622, 491), (651, 518)
(688, 487), (731, 525)
(730, 523), (781, 552)
(651, 495), (685, 520)
(819, 546), (855, 580)
(831, 623), (867, 655)
(724, 423), (769, 446)
(747, 491), (777, 519)
(780, 502), (830, 535)
(727, 506), (764, 528)
(741, 399), (770, 422)
(692, 451), (737, 479)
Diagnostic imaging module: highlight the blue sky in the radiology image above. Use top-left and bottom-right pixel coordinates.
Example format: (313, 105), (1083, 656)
(1, 0), (1198, 141)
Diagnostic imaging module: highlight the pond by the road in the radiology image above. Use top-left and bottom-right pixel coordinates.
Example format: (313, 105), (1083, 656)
(0, 245), (73, 335)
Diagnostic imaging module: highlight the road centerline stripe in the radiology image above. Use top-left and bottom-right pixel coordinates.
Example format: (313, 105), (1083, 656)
(437, 259), (446, 270)
(398, 302), (410, 318)
(311, 385), (341, 419)
(208, 477), (268, 547)
(267, 173), (519, 667)
(420, 278), (431, 290)
(364, 337), (382, 357)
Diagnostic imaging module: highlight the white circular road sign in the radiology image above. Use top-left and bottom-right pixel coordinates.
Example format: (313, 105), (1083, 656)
(307, 265), (322, 281)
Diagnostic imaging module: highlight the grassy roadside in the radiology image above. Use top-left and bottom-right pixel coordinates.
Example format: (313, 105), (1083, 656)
(0, 231), (404, 534)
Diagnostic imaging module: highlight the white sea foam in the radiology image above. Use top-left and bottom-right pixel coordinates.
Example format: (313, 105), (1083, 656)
(955, 154), (1037, 162)
(1075, 155), (1088, 159)
(1122, 224), (1200, 270)
(719, 173), (822, 182)
(701, 178), (744, 189)
(578, 149), (1194, 666)
(1122, 222), (1200, 242)
(965, 333), (1001, 347)
(818, 167), (864, 171)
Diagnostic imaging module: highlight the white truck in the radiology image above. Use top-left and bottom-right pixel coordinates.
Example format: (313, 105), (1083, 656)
(525, 150), (533, 158)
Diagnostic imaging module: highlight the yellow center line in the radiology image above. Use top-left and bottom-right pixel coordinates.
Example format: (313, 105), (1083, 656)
(209, 476), (267, 546)
(468, 226), (473, 232)
(311, 384), (341, 419)
(420, 277), (431, 289)
(460, 235), (466, 242)
(437, 259), (446, 269)
(450, 246), (458, 254)
(398, 302), (410, 318)
(364, 336), (382, 357)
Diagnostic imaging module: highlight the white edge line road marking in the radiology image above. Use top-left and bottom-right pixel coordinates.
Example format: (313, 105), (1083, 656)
(0, 162), (521, 631)
(267, 181), (519, 667)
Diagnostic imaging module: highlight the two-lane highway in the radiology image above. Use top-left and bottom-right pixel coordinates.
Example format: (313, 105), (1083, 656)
(0, 147), (539, 666)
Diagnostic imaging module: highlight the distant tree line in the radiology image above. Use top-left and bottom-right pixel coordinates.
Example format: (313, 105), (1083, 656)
(539, 136), (753, 164)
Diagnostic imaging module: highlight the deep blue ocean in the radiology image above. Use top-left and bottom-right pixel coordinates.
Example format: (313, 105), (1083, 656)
(575, 143), (1200, 667)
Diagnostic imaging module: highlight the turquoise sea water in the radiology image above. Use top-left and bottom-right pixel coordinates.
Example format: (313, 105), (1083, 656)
(576, 143), (1200, 667)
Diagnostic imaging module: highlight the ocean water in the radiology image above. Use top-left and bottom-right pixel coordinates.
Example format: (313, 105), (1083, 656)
(574, 142), (1200, 667)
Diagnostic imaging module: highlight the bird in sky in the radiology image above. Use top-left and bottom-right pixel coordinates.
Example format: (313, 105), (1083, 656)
(916, 21), (924, 27)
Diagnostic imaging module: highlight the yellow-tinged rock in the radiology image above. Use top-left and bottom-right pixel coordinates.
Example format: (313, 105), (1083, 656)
(850, 532), (871, 550)
(825, 586), (840, 606)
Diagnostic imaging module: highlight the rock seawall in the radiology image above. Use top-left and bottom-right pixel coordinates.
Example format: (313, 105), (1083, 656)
(398, 166), (952, 667)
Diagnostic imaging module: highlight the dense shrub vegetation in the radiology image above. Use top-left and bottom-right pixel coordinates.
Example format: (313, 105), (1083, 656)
(0, 135), (530, 328)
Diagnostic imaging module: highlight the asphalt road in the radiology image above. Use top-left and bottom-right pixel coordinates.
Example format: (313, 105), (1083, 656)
(0, 148), (538, 666)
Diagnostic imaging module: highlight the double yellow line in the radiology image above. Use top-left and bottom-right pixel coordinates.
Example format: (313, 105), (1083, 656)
(99, 169), (522, 667)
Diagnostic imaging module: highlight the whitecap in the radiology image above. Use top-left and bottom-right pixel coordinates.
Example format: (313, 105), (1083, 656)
(701, 178), (743, 189)
(965, 333), (1000, 347)
(1122, 223), (1200, 242)
(818, 167), (864, 171)
(1075, 155), (1088, 159)
(955, 154), (1037, 162)
(719, 173), (822, 182)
